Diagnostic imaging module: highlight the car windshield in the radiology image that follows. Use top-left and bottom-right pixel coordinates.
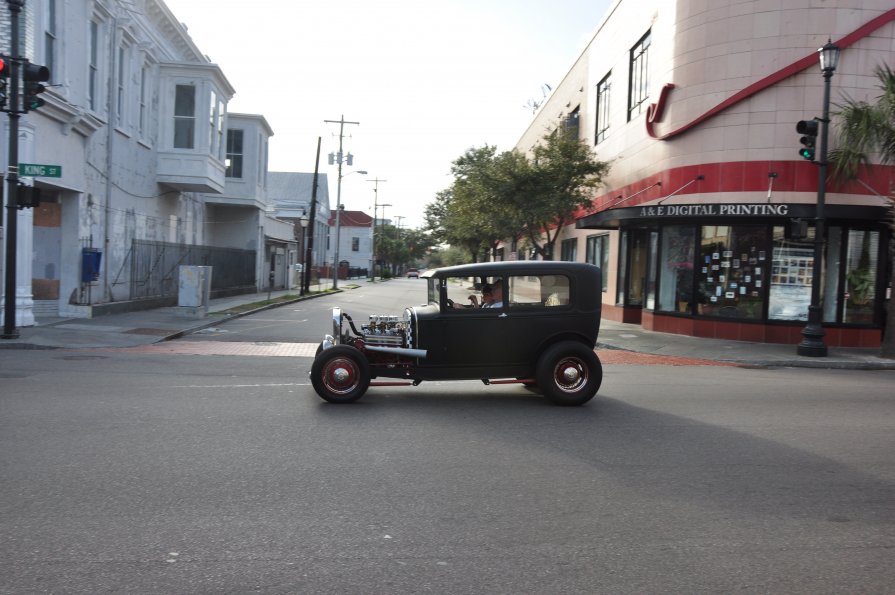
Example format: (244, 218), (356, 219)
(427, 278), (440, 306)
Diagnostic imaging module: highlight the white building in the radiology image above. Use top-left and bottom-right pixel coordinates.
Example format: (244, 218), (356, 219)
(1, 0), (295, 329)
(325, 209), (374, 278)
(268, 171), (332, 286)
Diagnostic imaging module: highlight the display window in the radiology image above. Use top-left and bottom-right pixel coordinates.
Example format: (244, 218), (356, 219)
(843, 229), (879, 324)
(696, 225), (767, 319)
(768, 226), (814, 321)
(657, 225), (696, 313)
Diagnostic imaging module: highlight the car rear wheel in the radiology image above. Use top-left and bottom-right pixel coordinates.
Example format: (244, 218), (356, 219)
(310, 345), (371, 403)
(535, 341), (602, 406)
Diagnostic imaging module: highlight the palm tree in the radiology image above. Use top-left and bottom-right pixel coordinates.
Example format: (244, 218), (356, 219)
(830, 65), (895, 358)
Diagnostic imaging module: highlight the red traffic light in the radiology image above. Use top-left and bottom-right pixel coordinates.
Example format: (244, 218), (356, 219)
(0, 56), (9, 78)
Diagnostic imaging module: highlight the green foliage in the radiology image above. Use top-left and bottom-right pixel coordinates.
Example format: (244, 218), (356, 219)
(830, 63), (895, 358)
(374, 224), (437, 276)
(424, 125), (610, 261)
(831, 64), (895, 179)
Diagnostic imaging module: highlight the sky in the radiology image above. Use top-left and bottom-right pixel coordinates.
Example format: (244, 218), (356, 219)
(163, 0), (613, 229)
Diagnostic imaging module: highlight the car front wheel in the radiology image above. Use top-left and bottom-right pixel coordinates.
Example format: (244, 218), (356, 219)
(535, 341), (602, 406)
(310, 345), (371, 403)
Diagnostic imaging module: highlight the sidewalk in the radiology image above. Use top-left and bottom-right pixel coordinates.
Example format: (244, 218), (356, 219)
(1, 287), (893, 370)
(0, 289), (317, 351)
(597, 319), (895, 370)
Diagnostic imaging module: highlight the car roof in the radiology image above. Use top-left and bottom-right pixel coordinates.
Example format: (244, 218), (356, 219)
(421, 261), (600, 279)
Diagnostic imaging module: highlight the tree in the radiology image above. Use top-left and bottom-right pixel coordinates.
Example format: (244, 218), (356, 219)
(376, 224), (437, 275)
(425, 129), (610, 263)
(829, 64), (895, 358)
(512, 127), (610, 260)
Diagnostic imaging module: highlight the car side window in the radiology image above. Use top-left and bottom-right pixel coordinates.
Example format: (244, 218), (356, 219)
(508, 274), (570, 309)
(444, 276), (484, 310)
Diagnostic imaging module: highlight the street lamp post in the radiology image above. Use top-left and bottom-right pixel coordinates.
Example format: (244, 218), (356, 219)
(798, 40), (840, 357)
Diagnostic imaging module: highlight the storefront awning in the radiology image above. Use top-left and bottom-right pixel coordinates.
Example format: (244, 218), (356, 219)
(577, 201), (889, 229)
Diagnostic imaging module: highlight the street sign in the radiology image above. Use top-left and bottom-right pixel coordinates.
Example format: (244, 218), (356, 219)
(18, 163), (62, 177)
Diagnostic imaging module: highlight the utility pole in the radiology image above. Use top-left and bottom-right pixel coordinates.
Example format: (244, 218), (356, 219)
(2, 0), (24, 339)
(367, 177), (387, 282)
(323, 115), (359, 289)
(304, 137), (322, 295)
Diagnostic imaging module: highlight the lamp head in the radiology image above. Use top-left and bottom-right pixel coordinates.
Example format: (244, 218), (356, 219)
(819, 39), (840, 73)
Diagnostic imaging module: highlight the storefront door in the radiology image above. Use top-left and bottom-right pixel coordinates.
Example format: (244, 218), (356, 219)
(617, 229), (650, 308)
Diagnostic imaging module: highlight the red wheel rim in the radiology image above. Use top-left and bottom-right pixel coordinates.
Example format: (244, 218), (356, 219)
(322, 357), (360, 395)
(553, 357), (588, 393)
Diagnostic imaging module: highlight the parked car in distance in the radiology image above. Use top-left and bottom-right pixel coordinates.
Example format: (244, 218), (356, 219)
(406, 268), (420, 278)
(310, 261), (603, 406)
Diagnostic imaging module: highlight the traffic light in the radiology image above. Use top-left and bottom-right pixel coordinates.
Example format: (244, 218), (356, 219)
(0, 55), (9, 110)
(16, 183), (41, 210)
(796, 119), (818, 161)
(22, 61), (50, 111)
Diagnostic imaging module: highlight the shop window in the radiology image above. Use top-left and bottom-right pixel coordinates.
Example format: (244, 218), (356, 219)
(843, 230), (879, 324)
(822, 227), (842, 322)
(586, 234), (609, 292)
(658, 225), (695, 313)
(616, 229), (649, 306)
(617, 231), (628, 304)
(697, 225), (767, 319)
(768, 226), (816, 320)
(645, 231), (658, 309)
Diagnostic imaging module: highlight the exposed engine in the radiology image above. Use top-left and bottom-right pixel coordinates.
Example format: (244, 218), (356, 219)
(360, 314), (410, 348)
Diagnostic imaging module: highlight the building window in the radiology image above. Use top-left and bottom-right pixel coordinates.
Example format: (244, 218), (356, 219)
(217, 99), (225, 159)
(585, 234), (609, 292)
(88, 20), (99, 111)
(560, 238), (578, 261)
(139, 64), (148, 137)
(208, 91), (217, 151)
(225, 129), (243, 178)
(657, 225), (696, 313)
(697, 224), (767, 319)
(595, 73), (610, 144)
(44, 0), (57, 75)
(351, 237), (359, 252)
(116, 45), (128, 127)
(628, 30), (651, 120)
(563, 107), (580, 139)
(173, 84), (196, 149)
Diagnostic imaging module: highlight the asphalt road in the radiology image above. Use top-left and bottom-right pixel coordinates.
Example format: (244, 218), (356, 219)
(1, 279), (893, 594)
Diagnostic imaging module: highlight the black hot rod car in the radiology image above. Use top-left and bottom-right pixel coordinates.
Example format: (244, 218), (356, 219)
(310, 261), (603, 405)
